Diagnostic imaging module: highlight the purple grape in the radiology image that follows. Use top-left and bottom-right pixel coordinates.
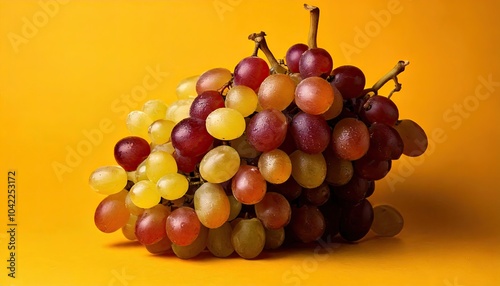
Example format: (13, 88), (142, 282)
(331, 65), (366, 99)
(299, 48), (333, 79)
(285, 43), (308, 73)
(171, 117), (214, 157)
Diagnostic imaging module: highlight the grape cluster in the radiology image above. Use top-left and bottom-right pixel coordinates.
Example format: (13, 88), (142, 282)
(89, 4), (427, 259)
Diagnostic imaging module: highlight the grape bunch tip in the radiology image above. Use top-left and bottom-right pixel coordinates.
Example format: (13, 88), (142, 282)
(89, 3), (428, 260)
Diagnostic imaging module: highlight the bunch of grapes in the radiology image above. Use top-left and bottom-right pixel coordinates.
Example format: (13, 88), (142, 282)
(89, 4), (427, 259)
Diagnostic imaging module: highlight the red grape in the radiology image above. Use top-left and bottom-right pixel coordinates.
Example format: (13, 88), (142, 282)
(331, 65), (366, 99)
(171, 117), (214, 157)
(114, 136), (150, 171)
(189, 90), (225, 120)
(234, 56), (270, 91)
(285, 43), (308, 73)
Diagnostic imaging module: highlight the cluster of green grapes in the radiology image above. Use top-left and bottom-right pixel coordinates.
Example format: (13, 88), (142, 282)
(89, 4), (427, 259)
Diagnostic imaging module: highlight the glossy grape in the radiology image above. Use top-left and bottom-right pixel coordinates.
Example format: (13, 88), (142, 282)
(331, 118), (370, 161)
(176, 75), (199, 99)
(194, 182), (230, 229)
(145, 150), (178, 183)
(231, 165), (267, 205)
(360, 95), (399, 126)
(126, 110), (153, 139)
(207, 222), (234, 257)
(295, 76), (334, 115)
(142, 99), (168, 121)
(114, 136), (151, 171)
(171, 117), (214, 157)
(257, 149), (292, 184)
(225, 85), (258, 117)
(233, 56), (270, 91)
(330, 65), (366, 99)
(189, 90), (225, 120)
(206, 107), (246, 140)
(258, 73), (296, 111)
(289, 150), (327, 188)
(285, 43), (308, 73)
(94, 190), (129, 233)
(299, 48), (333, 79)
(129, 179), (161, 209)
(246, 109), (288, 152)
(156, 172), (189, 200)
(148, 119), (175, 145)
(199, 145), (240, 183)
(366, 122), (404, 161)
(166, 207), (201, 246)
(135, 204), (170, 245)
(255, 192), (291, 229)
(231, 218), (266, 259)
(290, 112), (331, 154)
(89, 165), (128, 195)
(196, 68), (232, 94)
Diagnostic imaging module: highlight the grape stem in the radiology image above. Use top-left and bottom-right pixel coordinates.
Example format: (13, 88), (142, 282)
(248, 32), (288, 74)
(365, 60), (410, 98)
(304, 4), (319, 49)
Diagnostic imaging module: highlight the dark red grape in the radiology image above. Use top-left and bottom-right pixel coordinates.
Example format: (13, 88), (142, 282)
(331, 175), (369, 204)
(366, 122), (404, 161)
(173, 150), (203, 173)
(360, 95), (399, 126)
(339, 199), (374, 242)
(189, 90), (225, 120)
(114, 136), (150, 171)
(301, 182), (330, 206)
(289, 204), (325, 243)
(299, 48), (333, 79)
(234, 56), (270, 91)
(353, 156), (391, 181)
(246, 109), (288, 152)
(268, 176), (303, 201)
(290, 112), (331, 154)
(171, 117), (214, 157)
(285, 43), (308, 73)
(331, 65), (366, 99)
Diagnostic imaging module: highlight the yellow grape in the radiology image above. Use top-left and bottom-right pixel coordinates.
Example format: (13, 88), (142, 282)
(205, 108), (246, 140)
(145, 151), (178, 182)
(225, 85), (258, 117)
(258, 149), (292, 184)
(156, 173), (189, 200)
(122, 214), (139, 241)
(142, 99), (168, 121)
(194, 183), (230, 229)
(89, 165), (128, 195)
(148, 119), (175, 145)
(321, 84), (343, 120)
(135, 159), (148, 182)
(199, 145), (241, 183)
(196, 67), (232, 94)
(165, 99), (193, 123)
(129, 180), (161, 209)
(176, 75), (199, 99)
(125, 191), (145, 216)
(126, 110), (153, 139)
(151, 142), (175, 154)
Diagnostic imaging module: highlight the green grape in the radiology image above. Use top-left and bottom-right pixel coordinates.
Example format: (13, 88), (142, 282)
(371, 205), (404, 237)
(323, 147), (353, 186)
(148, 119), (175, 145)
(142, 99), (168, 121)
(129, 180), (161, 209)
(229, 127), (261, 159)
(258, 73), (296, 111)
(135, 159), (148, 182)
(227, 195), (242, 221)
(172, 226), (208, 259)
(125, 191), (144, 216)
(145, 151), (178, 182)
(205, 108), (246, 141)
(289, 150), (327, 188)
(121, 214), (138, 241)
(194, 183), (230, 229)
(89, 165), (128, 195)
(151, 142), (175, 154)
(258, 149), (292, 184)
(264, 227), (285, 250)
(176, 75), (199, 99)
(199, 145), (240, 183)
(231, 218), (266, 259)
(225, 85), (258, 117)
(207, 222), (234, 258)
(145, 236), (172, 255)
(126, 110), (153, 139)
(157, 173), (189, 200)
(165, 99), (193, 123)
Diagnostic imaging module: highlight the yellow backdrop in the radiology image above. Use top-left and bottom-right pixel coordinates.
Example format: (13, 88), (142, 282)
(1, 0), (499, 285)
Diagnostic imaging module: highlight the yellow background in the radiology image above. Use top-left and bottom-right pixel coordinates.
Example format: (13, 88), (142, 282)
(1, 0), (499, 285)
